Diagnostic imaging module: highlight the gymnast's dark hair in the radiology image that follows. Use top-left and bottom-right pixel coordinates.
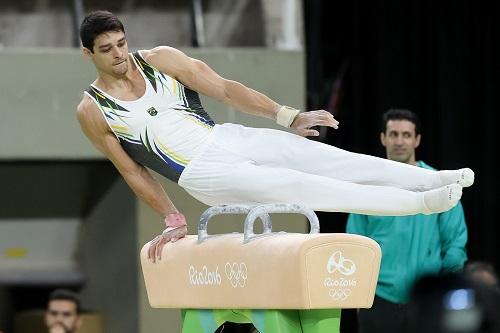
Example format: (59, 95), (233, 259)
(80, 10), (125, 52)
(47, 289), (82, 314)
(382, 108), (421, 135)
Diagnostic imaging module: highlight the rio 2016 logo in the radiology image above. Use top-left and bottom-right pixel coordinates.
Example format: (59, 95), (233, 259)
(225, 262), (247, 288)
(326, 251), (356, 275)
(188, 265), (222, 286)
(324, 251), (357, 301)
(188, 262), (248, 288)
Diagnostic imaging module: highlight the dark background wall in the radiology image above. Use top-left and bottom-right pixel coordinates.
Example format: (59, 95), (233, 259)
(304, 2), (498, 331)
(304, 0), (499, 272)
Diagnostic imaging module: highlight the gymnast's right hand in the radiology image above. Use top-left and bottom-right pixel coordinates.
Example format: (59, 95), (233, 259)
(148, 213), (188, 263)
(291, 110), (339, 137)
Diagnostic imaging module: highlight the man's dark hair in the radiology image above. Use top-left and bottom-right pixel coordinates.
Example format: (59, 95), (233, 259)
(464, 260), (499, 288)
(47, 289), (81, 314)
(381, 108), (421, 135)
(465, 261), (497, 276)
(80, 10), (125, 52)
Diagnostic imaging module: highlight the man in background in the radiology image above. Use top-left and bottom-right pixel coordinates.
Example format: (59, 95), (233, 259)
(347, 109), (468, 333)
(45, 289), (82, 333)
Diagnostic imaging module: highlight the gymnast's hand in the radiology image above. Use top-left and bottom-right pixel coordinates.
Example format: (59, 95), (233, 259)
(291, 110), (339, 137)
(148, 213), (188, 263)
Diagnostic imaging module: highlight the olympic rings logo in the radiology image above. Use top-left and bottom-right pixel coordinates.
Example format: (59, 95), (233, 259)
(329, 288), (351, 300)
(326, 251), (356, 276)
(225, 262), (248, 288)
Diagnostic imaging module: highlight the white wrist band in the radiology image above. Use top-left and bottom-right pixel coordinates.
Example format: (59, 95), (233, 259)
(276, 105), (300, 127)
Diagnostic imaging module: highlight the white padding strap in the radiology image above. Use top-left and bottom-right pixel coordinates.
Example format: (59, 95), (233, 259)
(162, 225), (185, 236)
(276, 105), (300, 127)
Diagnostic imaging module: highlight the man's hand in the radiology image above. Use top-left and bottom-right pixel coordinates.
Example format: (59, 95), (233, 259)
(147, 225), (188, 263)
(291, 110), (339, 137)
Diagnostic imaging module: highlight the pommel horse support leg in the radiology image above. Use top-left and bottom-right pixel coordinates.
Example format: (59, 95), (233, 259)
(140, 204), (381, 333)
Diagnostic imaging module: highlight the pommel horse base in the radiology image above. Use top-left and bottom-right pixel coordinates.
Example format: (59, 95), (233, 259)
(141, 204), (381, 333)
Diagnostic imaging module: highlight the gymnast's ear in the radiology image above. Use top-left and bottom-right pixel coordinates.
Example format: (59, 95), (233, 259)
(82, 47), (93, 59)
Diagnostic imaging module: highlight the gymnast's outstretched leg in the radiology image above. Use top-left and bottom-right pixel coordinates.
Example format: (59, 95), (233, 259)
(219, 124), (474, 191)
(179, 160), (462, 216)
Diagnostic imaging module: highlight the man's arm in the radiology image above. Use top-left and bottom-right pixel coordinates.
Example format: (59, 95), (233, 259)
(144, 46), (339, 137)
(438, 202), (468, 273)
(76, 97), (186, 261)
(76, 97), (178, 217)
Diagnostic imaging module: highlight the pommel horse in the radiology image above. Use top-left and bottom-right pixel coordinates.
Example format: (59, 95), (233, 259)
(140, 204), (381, 333)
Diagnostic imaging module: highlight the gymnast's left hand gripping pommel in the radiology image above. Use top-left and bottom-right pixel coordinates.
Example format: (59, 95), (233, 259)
(147, 213), (188, 263)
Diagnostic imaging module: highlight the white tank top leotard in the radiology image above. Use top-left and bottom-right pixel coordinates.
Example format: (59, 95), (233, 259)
(84, 51), (215, 183)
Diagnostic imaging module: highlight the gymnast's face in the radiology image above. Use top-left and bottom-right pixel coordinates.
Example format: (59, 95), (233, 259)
(83, 30), (129, 77)
(380, 119), (421, 165)
(45, 300), (81, 333)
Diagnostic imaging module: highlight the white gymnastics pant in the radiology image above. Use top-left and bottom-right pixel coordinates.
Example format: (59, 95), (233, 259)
(178, 123), (443, 216)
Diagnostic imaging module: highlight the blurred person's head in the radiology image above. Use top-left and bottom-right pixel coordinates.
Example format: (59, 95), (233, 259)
(80, 11), (129, 77)
(464, 261), (499, 292)
(408, 272), (500, 333)
(45, 289), (82, 333)
(380, 109), (421, 165)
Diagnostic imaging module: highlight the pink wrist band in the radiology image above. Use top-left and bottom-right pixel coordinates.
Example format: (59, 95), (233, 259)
(164, 213), (186, 228)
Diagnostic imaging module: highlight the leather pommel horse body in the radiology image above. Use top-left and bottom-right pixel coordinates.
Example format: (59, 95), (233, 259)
(140, 204), (381, 333)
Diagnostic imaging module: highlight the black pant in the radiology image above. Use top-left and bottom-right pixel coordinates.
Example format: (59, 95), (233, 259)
(357, 295), (409, 333)
(214, 322), (256, 333)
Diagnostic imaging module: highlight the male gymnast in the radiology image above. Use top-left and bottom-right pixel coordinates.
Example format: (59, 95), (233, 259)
(76, 11), (474, 262)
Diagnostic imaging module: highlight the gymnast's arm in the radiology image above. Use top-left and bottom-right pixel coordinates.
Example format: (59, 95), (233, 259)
(144, 46), (339, 137)
(76, 97), (185, 230)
